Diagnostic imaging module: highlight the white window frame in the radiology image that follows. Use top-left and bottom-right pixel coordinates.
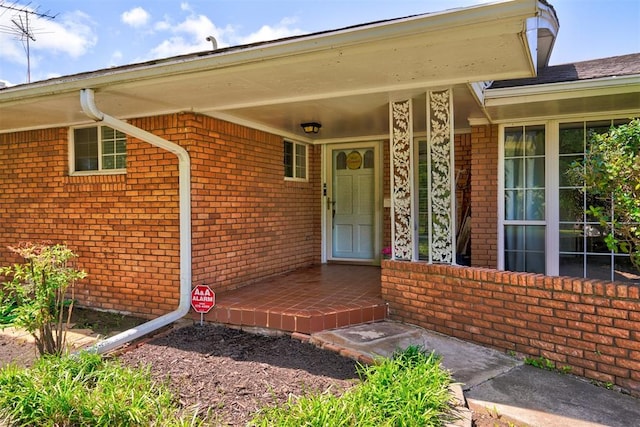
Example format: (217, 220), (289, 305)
(284, 140), (309, 182)
(69, 125), (127, 175)
(552, 116), (637, 281)
(499, 114), (639, 279)
(498, 122), (548, 273)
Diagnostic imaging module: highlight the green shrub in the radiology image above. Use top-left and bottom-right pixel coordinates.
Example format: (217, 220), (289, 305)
(567, 118), (640, 270)
(0, 301), (17, 325)
(0, 242), (87, 355)
(0, 352), (204, 427)
(251, 345), (454, 426)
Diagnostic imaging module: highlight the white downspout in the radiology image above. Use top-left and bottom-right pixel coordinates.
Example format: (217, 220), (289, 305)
(79, 88), (192, 354)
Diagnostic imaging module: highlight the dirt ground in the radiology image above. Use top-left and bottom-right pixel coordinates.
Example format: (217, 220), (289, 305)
(0, 330), (36, 365)
(1, 309), (522, 426)
(0, 307), (149, 367)
(119, 324), (360, 425)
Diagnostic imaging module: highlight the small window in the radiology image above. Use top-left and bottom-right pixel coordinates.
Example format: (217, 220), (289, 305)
(336, 152), (347, 170)
(364, 149), (374, 168)
(284, 140), (307, 180)
(71, 125), (126, 173)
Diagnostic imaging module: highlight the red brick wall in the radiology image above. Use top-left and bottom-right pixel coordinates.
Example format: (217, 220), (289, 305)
(145, 113), (321, 291)
(382, 261), (640, 396)
(0, 112), (320, 317)
(455, 133), (471, 259)
(470, 125), (498, 268)
(0, 126), (181, 317)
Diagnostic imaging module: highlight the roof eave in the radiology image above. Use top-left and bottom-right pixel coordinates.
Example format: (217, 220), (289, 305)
(486, 75), (640, 104)
(0, 0), (542, 104)
(483, 74), (640, 122)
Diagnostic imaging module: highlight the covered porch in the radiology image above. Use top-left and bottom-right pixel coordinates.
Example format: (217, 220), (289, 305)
(204, 265), (386, 334)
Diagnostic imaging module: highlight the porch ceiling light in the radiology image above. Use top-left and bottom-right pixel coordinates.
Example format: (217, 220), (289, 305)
(301, 122), (321, 134)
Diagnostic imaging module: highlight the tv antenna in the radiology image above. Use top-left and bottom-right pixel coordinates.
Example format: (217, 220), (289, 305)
(0, 2), (57, 83)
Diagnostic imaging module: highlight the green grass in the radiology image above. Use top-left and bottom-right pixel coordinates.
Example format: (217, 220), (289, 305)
(250, 345), (455, 426)
(524, 356), (555, 370)
(0, 352), (204, 427)
(0, 345), (455, 426)
(524, 355), (573, 374)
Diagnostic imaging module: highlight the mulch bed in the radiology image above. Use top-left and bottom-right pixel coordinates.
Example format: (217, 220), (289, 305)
(1, 315), (501, 426)
(118, 324), (360, 426)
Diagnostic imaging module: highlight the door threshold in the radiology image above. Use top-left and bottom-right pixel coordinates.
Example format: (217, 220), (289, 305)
(327, 260), (379, 266)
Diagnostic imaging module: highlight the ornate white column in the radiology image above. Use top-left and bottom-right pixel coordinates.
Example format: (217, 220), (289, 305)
(427, 89), (455, 263)
(390, 99), (414, 261)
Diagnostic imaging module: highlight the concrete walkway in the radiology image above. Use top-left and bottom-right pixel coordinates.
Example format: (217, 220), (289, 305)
(0, 326), (104, 367)
(311, 321), (640, 427)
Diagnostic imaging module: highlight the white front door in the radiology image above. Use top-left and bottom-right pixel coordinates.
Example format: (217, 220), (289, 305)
(325, 143), (380, 262)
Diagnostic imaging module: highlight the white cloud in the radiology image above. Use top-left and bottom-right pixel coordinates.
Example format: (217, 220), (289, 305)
(121, 7), (150, 28)
(50, 11), (97, 57)
(44, 71), (62, 80)
(147, 14), (228, 58)
(109, 50), (124, 67)
(0, 33), (25, 66)
(155, 19), (171, 32)
(0, 10), (97, 61)
(0, 7), (97, 84)
(145, 10), (305, 61)
(174, 14), (218, 43)
(236, 18), (304, 45)
(148, 37), (198, 58)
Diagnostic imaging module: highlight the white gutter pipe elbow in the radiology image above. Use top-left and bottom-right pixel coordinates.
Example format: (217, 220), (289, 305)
(79, 88), (192, 354)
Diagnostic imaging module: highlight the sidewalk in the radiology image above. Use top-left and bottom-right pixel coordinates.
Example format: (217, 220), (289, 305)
(311, 321), (640, 427)
(0, 326), (102, 367)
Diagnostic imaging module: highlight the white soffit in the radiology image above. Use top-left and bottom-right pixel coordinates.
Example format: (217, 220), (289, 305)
(484, 75), (640, 122)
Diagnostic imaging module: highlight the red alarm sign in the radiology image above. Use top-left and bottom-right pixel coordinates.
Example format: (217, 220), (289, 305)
(191, 285), (215, 313)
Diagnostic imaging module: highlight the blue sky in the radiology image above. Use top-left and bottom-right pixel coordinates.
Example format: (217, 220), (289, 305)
(1, 0), (639, 87)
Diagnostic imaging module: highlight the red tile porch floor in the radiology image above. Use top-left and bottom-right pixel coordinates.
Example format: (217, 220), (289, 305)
(204, 264), (387, 334)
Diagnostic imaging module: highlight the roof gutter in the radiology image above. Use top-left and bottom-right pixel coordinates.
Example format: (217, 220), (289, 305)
(79, 88), (192, 354)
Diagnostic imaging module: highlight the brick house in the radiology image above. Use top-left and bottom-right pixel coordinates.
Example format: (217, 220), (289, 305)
(1, 0), (640, 390)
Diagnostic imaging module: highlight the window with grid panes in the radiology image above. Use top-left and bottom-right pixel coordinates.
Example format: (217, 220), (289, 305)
(499, 118), (639, 283)
(558, 119), (637, 282)
(284, 140), (307, 180)
(72, 126), (126, 173)
(503, 125), (546, 274)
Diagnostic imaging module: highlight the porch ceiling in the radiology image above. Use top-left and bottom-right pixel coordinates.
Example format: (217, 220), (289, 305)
(0, 0), (547, 140)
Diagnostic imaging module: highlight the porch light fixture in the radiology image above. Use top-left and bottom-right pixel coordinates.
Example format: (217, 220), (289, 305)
(301, 122), (321, 134)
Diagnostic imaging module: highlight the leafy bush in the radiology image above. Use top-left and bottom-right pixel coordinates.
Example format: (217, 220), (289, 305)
(0, 352), (204, 427)
(0, 242), (86, 355)
(251, 345), (454, 426)
(0, 301), (17, 324)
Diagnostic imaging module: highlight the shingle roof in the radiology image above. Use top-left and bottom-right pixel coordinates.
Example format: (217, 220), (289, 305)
(0, 12), (432, 91)
(490, 53), (640, 89)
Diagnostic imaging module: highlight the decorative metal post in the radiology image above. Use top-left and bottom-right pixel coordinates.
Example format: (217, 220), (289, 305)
(390, 99), (414, 260)
(427, 89), (455, 263)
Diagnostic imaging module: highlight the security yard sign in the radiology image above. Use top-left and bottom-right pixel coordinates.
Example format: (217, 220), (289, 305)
(191, 285), (215, 313)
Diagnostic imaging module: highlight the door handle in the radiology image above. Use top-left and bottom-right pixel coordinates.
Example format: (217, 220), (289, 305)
(327, 197), (336, 221)
(327, 197), (336, 210)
